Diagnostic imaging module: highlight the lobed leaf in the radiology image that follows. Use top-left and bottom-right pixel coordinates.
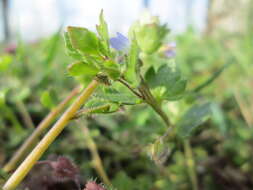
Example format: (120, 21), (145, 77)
(145, 64), (187, 101)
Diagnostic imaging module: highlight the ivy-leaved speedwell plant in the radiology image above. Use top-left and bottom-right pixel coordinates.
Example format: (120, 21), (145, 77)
(3, 11), (216, 190)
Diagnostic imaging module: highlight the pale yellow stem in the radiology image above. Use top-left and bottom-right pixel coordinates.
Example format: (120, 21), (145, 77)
(81, 124), (111, 186)
(3, 80), (99, 190)
(3, 86), (81, 173)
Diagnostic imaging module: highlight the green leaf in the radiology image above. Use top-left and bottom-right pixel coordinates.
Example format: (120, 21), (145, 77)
(176, 102), (212, 138)
(64, 32), (83, 60)
(68, 61), (99, 77)
(103, 59), (121, 80)
(145, 64), (187, 101)
(44, 28), (62, 64)
(193, 62), (233, 92)
(11, 87), (30, 102)
(94, 87), (140, 105)
(40, 91), (55, 109)
(67, 26), (100, 56)
(96, 10), (110, 55)
(125, 37), (139, 85)
(147, 139), (171, 165)
(0, 88), (9, 107)
(112, 172), (135, 190)
(0, 168), (9, 180)
(84, 99), (119, 114)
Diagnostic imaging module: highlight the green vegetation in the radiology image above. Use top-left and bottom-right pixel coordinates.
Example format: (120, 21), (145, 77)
(0, 11), (253, 190)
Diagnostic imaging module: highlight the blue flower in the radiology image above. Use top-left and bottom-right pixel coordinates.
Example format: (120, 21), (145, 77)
(165, 49), (176, 58)
(109, 32), (130, 51)
(164, 42), (176, 58)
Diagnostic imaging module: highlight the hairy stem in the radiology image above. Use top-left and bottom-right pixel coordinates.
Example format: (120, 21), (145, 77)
(3, 80), (99, 190)
(72, 104), (111, 119)
(118, 77), (171, 129)
(138, 79), (171, 128)
(118, 78), (143, 99)
(3, 86), (81, 173)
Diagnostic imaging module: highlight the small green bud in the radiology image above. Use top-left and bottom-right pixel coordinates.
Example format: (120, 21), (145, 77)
(133, 15), (169, 54)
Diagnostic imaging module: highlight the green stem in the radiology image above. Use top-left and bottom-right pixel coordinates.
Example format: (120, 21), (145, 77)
(118, 76), (172, 129)
(4, 106), (22, 130)
(3, 86), (81, 173)
(118, 78), (143, 99)
(138, 79), (171, 128)
(16, 101), (35, 129)
(72, 104), (111, 119)
(3, 80), (99, 190)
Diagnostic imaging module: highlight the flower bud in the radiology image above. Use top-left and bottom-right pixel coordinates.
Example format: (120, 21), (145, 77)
(133, 14), (169, 54)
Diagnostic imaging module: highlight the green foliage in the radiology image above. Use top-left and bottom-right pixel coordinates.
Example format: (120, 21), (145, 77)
(94, 86), (140, 105)
(125, 37), (139, 85)
(40, 90), (56, 109)
(68, 61), (99, 77)
(102, 60), (120, 80)
(145, 64), (187, 101)
(67, 26), (100, 56)
(2, 10), (250, 190)
(0, 55), (12, 72)
(64, 32), (83, 60)
(65, 19), (122, 81)
(112, 172), (135, 190)
(0, 89), (8, 106)
(11, 87), (31, 102)
(147, 138), (171, 165)
(134, 21), (169, 54)
(176, 102), (212, 138)
(96, 10), (110, 56)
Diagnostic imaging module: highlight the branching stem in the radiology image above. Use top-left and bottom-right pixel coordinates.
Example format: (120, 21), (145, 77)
(117, 78), (143, 99)
(138, 79), (171, 128)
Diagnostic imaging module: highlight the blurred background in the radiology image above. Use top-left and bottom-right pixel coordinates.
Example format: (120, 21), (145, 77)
(1, 0), (253, 190)
(0, 0), (209, 41)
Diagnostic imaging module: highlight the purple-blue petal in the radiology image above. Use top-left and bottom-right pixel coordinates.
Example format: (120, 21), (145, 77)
(109, 32), (129, 51)
(165, 49), (176, 58)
